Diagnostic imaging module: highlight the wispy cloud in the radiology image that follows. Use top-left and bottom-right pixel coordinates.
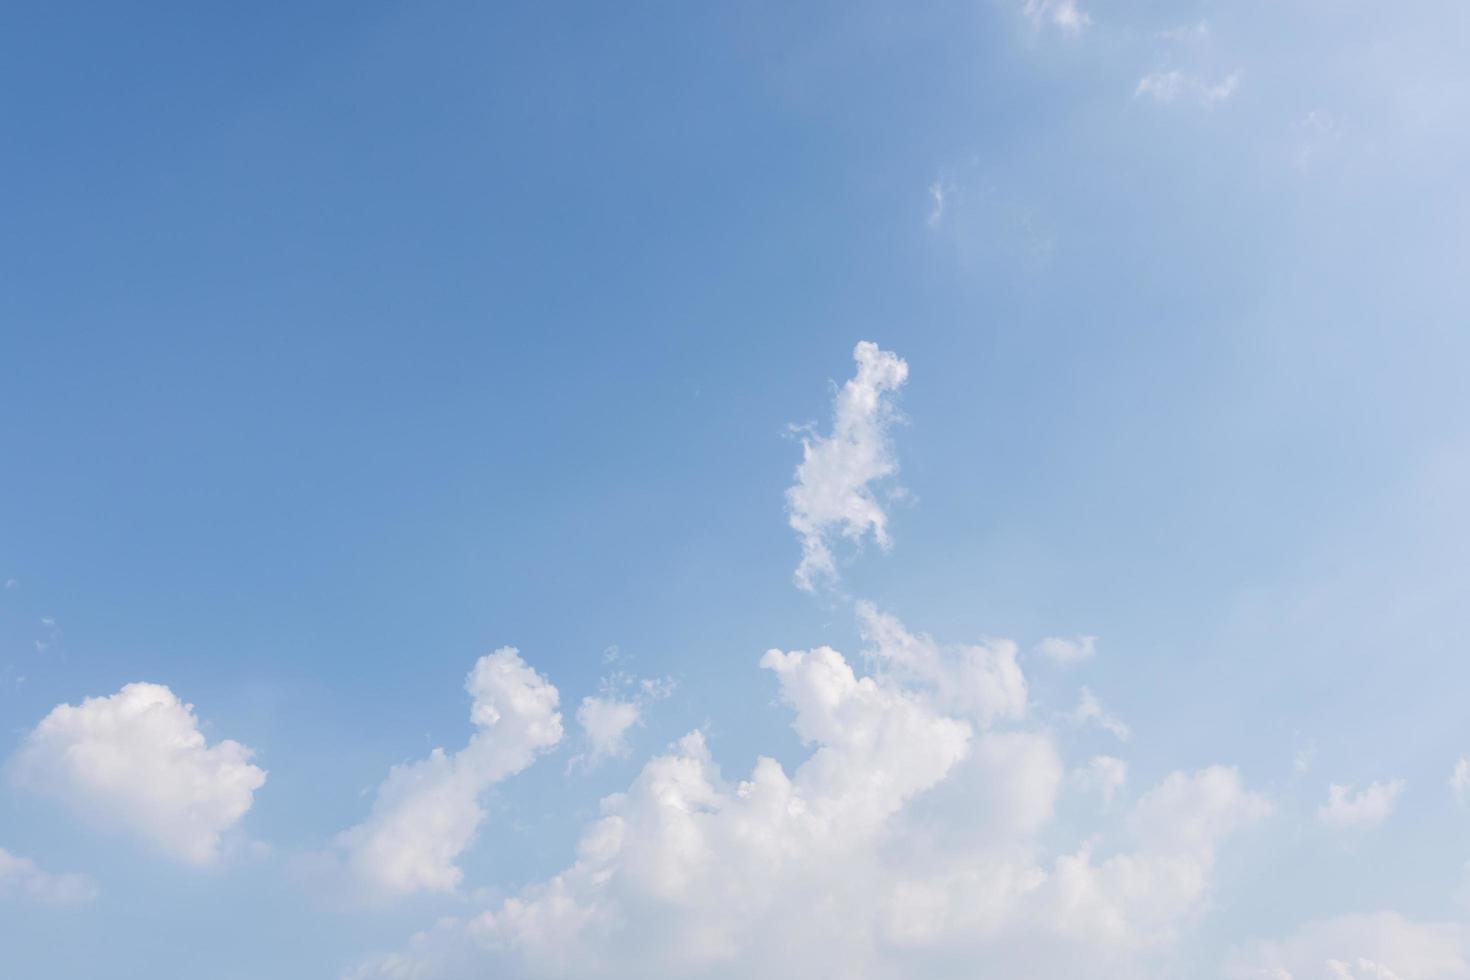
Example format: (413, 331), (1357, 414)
(786, 342), (908, 592)
(1068, 686), (1131, 741)
(1033, 634), (1097, 665)
(1023, 0), (1090, 34)
(0, 847), (97, 905)
(1135, 70), (1239, 106)
(1317, 780), (1405, 830)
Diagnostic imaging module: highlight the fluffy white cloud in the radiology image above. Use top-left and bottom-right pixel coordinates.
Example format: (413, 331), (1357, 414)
(10, 682), (265, 865)
(1451, 757), (1469, 806)
(336, 648), (562, 895)
(1227, 912), (1470, 979)
(1034, 634), (1097, 665)
(1023, 0), (1090, 33)
(0, 847), (97, 904)
(347, 613), (1271, 979)
(786, 342), (908, 592)
(1317, 780), (1404, 830)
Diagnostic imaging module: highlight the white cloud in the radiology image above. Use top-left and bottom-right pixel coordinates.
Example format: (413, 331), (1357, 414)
(858, 601), (1027, 726)
(1296, 744), (1318, 775)
(1227, 912), (1470, 980)
(572, 674), (674, 769)
(0, 847), (97, 904)
(1023, 0), (1090, 33)
(1135, 71), (1239, 106)
(786, 341), (908, 592)
(1036, 765), (1271, 953)
(1074, 754), (1128, 805)
(336, 647), (562, 895)
(1317, 780), (1405, 830)
(1069, 686), (1130, 741)
(347, 624), (1271, 979)
(576, 697), (641, 765)
(10, 682), (266, 865)
(1451, 758), (1468, 806)
(1034, 634), (1097, 665)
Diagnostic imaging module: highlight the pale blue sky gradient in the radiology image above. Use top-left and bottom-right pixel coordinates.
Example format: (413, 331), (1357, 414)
(3, 3), (1469, 978)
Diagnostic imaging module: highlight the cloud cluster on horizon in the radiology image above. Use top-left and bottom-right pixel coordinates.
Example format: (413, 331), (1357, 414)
(5, 342), (1461, 979)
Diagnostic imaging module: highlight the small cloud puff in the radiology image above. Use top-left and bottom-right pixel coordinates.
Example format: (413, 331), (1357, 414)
(1317, 780), (1404, 830)
(1135, 70), (1239, 106)
(573, 675), (674, 768)
(1023, 0), (1090, 33)
(1034, 635), (1097, 665)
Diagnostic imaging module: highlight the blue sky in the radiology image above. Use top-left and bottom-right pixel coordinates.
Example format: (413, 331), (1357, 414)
(3, 2), (1469, 978)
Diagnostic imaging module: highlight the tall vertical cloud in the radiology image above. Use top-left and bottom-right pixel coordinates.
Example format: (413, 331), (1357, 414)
(336, 647), (562, 895)
(9, 683), (266, 865)
(786, 342), (908, 592)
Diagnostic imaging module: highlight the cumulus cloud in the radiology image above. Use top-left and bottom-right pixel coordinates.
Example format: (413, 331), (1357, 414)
(1034, 634), (1097, 665)
(1452, 757), (1469, 806)
(1226, 912), (1470, 979)
(1023, 0), (1090, 33)
(336, 647), (562, 895)
(0, 847), (98, 904)
(1317, 780), (1405, 830)
(341, 342), (1281, 979)
(10, 682), (266, 865)
(347, 614), (1271, 979)
(1135, 70), (1239, 106)
(786, 341), (908, 592)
